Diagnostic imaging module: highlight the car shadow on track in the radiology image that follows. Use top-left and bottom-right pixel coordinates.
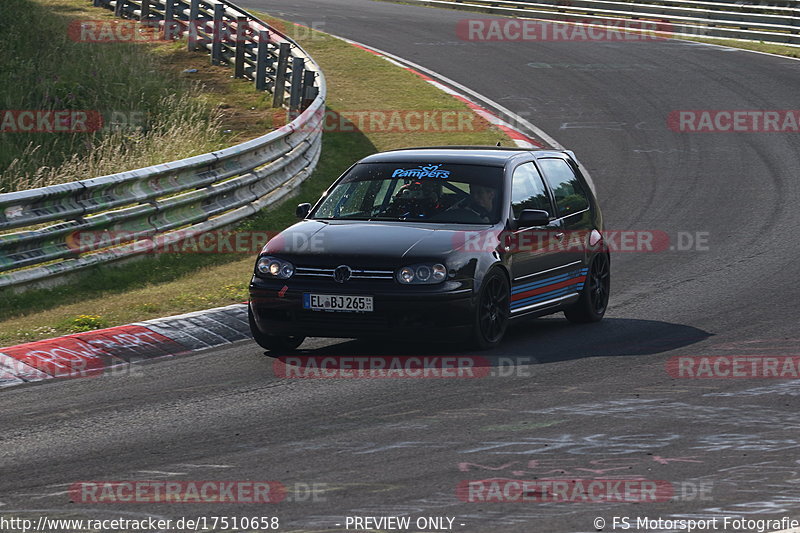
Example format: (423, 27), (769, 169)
(499, 317), (712, 363)
(265, 317), (712, 366)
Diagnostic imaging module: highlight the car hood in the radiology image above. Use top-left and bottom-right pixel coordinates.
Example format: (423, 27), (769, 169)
(262, 220), (498, 263)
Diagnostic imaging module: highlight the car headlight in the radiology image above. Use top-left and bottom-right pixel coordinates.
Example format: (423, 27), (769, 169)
(396, 263), (447, 284)
(256, 256), (294, 279)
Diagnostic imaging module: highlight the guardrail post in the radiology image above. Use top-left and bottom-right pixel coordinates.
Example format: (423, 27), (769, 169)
(234, 16), (247, 78)
(211, 3), (224, 65)
(163, 0), (183, 40)
(188, 0), (200, 51)
(141, 0), (150, 21)
(164, 0), (174, 21)
(272, 42), (291, 108)
(301, 70), (316, 110)
(255, 31), (269, 91)
(289, 57), (304, 111)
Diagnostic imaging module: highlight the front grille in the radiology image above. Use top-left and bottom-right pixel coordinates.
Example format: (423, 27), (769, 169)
(294, 266), (395, 281)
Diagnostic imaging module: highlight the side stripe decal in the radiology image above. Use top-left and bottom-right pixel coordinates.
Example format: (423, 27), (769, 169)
(510, 267), (588, 310)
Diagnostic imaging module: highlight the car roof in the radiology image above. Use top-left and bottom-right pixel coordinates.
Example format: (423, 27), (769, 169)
(359, 146), (568, 167)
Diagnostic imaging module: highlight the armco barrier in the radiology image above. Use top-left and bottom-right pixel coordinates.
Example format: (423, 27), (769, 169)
(407, 0), (800, 45)
(0, 0), (326, 290)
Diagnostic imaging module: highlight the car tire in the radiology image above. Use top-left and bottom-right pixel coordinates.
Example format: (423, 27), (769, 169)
(248, 306), (305, 353)
(564, 253), (610, 323)
(471, 269), (510, 350)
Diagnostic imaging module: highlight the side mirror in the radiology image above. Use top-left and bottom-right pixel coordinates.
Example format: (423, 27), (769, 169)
(516, 209), (550, 228)
(296, 203), (311, 219)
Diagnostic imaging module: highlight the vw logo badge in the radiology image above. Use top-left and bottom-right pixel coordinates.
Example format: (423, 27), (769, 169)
(334, 265), (352, 283)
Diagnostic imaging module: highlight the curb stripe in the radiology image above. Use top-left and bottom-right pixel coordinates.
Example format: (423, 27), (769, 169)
(0, 325), (186, 378)
(0, 33), (566, 388)
(0, 304), (251, 388)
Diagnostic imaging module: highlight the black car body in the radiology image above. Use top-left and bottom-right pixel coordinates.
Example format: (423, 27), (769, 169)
(249, 146), (610, 350)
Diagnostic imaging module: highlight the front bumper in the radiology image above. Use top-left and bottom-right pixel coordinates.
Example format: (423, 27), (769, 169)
(249, 277), (474, 339)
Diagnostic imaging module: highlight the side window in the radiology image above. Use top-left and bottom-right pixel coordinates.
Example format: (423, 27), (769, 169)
(539, 158), (589, 216)
(510, 162), (552, 219)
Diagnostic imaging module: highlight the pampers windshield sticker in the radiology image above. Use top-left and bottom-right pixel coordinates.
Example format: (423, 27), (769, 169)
(391, 164), (451, 179)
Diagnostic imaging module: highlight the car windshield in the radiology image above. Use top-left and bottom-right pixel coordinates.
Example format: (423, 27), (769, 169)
(311, 162), (504, 224)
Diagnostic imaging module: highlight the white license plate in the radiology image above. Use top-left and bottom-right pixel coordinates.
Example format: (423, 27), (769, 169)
(303, 293), (374, 312)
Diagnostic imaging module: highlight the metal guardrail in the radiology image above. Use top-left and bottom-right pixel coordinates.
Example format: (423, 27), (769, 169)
(0, 0), (326, 290)
(408, 0), (800, 45)
(99, 0), (321, 107)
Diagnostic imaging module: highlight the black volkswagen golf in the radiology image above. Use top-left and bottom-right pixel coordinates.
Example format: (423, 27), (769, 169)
(249, 146), (610, 351)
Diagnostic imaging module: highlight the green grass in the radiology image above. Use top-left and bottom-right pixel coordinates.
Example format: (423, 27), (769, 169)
(675, 36), (800, 59)
(0, 0), (232, 192)
(8, 1), (793, 347)
(0, 10), (511, 346)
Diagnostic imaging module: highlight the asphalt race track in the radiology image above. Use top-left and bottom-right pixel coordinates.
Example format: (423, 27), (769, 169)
(2, 1), (800, 532)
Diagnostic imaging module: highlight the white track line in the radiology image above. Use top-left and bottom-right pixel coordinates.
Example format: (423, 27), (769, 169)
(334, 35), (565, 150)
(331, 35), (608, 194)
